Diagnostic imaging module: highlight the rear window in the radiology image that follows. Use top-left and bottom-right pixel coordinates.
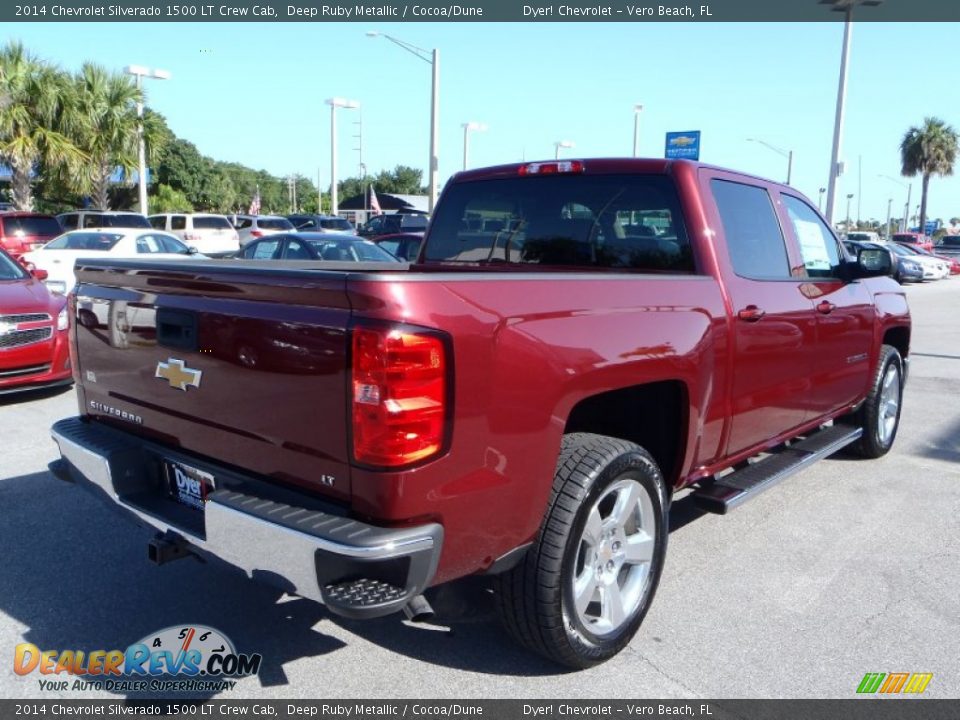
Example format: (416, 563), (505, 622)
(99, 214), (151, 229)
(309, 240), (398, 262)
(192, 216), (232, 230)
(939, 236), (960, 247)
(424, 174), (693, 272)
(45, 232), (122, 251)
(320, 218), (354, 231)
(1, 216), (61, 236)
(400, 215), (429, 229)
(257, 218), (295, 230)
(892, 234), (920, 244)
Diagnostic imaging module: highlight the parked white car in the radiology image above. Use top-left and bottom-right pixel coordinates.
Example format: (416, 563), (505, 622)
(884, 241), (949, 280)
(148, 213), (240, 256)
(21, 229), (205, 295)
(232, 215), (295, 247)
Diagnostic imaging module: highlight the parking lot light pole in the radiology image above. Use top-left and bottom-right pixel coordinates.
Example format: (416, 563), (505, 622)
(846, 193), (854, 232)
(124, 65), (170, 216)
(746, 137), (793, 185)
(633, 104), (643, 157)
(325, 97), (360, 216)
(821, 0), (882, 225)
(885, 198), (893, 240)
(367, 31), (439, 212)
(554, 140), (575, 160)
(879, 174), (912, 232)
(818, 187), (826, 212)
(461, 122), (487, 171)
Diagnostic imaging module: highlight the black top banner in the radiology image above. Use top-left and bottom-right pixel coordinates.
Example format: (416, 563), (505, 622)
(5, 0), (959, 22)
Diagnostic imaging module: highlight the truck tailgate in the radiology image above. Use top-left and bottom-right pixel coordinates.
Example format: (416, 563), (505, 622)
(71, 259), (367, 503)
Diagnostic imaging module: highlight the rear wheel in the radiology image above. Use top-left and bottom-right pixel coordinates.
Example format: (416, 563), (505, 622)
(841, 345), (904, 458)
(495, 433), (668, 668)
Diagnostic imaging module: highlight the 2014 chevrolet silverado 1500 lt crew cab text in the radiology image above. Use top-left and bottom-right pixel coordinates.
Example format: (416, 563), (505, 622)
(51, 159), (910, 668)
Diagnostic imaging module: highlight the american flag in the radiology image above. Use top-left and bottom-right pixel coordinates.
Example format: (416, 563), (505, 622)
(248, 187), (261, 215)
(369, 185), (382, 216)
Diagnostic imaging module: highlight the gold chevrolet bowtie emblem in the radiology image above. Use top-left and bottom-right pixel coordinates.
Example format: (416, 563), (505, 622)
(155, 358), (202, 391)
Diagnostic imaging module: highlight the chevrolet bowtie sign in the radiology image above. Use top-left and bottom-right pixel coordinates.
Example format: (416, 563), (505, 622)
(155, 358), (202, 391)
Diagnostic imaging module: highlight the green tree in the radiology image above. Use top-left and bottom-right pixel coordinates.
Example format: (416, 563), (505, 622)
(0, 41), (85, 210)
(900, 117), (958, 236)
(71, 63), (158, 210)
(150, 183), (193, 212)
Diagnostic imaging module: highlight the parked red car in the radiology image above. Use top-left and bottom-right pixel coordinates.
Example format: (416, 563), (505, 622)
(0, 247), (72, 395)
(0, 212), (63, 260)
(892, 232), (934, 253)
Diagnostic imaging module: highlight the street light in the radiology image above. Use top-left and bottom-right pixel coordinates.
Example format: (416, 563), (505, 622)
(461, 121), (487, 171)
(878, 174), (912, 232)
(818, 187), (826, 212)
(124, 65), (170, 215)
(632, 104), (644, 157)
(367, 31), (440, 212)
(746, 137), (793, 185)
(554, 140), (575, 160)
(821, 0), (882, 225)
(846, 193), (854, 232)
(325, 97), (360, 216)
(885, 198), (893, 240)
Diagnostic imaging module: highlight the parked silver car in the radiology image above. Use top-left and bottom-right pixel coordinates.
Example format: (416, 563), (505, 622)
(232, 215), (295, 247)
(149, 213), (240, 256)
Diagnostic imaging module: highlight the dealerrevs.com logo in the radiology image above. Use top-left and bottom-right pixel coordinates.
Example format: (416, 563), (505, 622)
(14, 625), (262, 693)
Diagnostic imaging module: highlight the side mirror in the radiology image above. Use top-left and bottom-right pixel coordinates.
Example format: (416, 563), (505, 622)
(32, 267), (49, 281)
(187, 246), (199, 255)
(849, 247), (893, 279)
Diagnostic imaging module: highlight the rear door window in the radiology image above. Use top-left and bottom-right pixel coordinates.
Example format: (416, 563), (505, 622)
(171, 216), (187, 230)
(59, 214), (79, 230)
(711, 180), (791, 279)
(149, 216), (167, 230)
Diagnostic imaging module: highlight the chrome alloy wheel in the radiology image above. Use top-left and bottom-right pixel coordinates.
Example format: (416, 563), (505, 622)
(878, 363), (901, 446)
(571, 477), (656, 636)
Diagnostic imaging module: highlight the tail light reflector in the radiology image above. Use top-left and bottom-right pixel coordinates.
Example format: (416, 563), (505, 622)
(352, 327), (447, 467)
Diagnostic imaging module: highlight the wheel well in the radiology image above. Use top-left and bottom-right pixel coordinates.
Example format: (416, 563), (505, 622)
(883, 326), (910, 359)
(563, 381), (687, 489)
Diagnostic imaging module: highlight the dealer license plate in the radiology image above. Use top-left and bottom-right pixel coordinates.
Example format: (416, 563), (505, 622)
(164, 459), (215, 511)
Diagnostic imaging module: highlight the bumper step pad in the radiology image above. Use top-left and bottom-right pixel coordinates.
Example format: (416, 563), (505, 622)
(324, 579), (407, 609)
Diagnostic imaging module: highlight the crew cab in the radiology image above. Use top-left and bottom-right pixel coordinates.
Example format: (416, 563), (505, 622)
(50, 159), (909, 668)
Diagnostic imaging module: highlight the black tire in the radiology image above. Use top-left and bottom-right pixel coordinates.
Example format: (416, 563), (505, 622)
(841, 345), (904, 458)
(494, 433), (669, 669)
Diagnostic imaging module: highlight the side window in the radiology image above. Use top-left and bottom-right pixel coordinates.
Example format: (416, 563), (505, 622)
(781, 195), (842, 278)
(83, 214), (103, 229)
(135, 234), (164, 254)
(149, 216), (167, 230)
(60, 214), (78, 230)
(235, 218), (252, 230)
(250, 240), (280, 260)
(711, 179), (791, 280)
(283, 239), (311, 259)
(171, 216), (187, 231)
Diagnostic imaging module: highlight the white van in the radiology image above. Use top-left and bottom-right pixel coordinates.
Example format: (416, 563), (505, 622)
(148, 213), (240, 256)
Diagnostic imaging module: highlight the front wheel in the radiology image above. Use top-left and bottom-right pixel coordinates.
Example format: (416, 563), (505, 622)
(495, 433), (669, 668)
(841, 345), (904, 458)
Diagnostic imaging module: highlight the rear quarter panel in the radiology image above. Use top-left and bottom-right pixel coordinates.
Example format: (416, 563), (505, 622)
(347, 272), (728, 583)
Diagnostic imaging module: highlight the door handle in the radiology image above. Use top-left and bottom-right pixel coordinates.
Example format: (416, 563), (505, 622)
(737, 305), (766, 322)
(816, 301), (836, 315)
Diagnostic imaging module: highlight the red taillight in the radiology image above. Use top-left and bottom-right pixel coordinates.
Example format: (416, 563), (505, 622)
(519, 161), (585, 176)
(352, 327), (447, 467)
(250, 230), (264, 238)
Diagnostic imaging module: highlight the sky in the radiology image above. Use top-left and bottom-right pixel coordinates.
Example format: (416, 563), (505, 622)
(8, 20), (960, 224)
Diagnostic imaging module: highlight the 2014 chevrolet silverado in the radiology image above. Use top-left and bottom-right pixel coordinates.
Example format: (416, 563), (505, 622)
(51, 159), (910, 668)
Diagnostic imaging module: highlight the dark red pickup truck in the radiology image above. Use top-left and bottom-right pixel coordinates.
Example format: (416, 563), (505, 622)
(51, 159), (910, 668)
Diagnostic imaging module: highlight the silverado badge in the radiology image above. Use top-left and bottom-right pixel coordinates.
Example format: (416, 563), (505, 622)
(155, 358), (202, 391)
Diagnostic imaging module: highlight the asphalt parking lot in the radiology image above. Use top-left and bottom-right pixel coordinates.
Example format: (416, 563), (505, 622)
(2, 278), (958, 700)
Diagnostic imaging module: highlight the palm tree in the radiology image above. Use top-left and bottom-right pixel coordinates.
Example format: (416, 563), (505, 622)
(0, 41), (86, 210)
(72, 63), (144, 210)
(900, 117), (958, 237)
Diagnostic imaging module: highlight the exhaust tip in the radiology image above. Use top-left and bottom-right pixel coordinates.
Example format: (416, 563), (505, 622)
(402, 594), (435, 623)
